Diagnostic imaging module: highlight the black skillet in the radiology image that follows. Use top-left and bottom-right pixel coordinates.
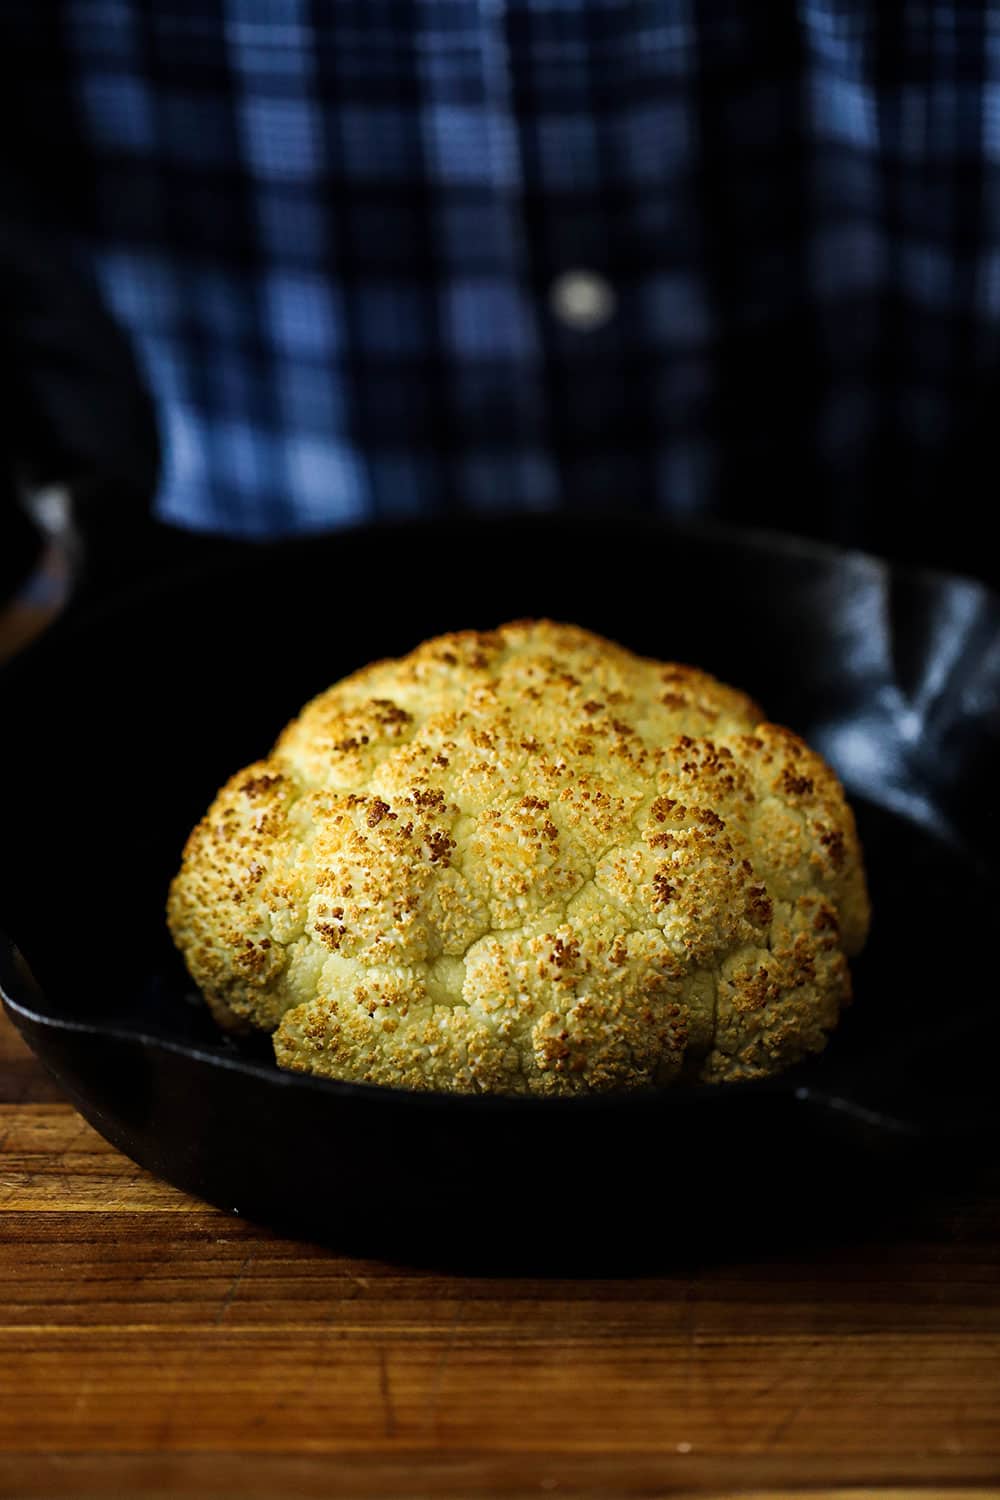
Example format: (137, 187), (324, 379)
(2, 515), (999, 1270)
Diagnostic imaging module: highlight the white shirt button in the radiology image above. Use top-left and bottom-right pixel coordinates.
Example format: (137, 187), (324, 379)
(549, 269), (617, 331)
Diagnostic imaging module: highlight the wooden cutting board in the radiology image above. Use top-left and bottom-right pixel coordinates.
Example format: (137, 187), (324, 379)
(1, 1006), (998, 1499)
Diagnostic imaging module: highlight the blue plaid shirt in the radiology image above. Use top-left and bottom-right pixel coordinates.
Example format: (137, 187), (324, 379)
(3, 2), (999, 556)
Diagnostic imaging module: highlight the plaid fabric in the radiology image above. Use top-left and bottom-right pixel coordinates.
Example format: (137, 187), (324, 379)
(2, 2), (1000, 557)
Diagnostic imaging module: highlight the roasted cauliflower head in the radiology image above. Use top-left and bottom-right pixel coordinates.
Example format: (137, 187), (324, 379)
(168, 621), (869, 1095)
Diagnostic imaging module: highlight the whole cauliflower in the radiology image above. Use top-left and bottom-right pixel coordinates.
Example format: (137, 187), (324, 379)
(168, 621), (869, 1095)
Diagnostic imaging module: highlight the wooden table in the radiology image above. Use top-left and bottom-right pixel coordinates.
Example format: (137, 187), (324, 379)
(1, 1007), (998, 1500)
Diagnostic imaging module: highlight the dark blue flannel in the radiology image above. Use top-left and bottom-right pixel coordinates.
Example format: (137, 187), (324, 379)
(3, 2), (999, 551)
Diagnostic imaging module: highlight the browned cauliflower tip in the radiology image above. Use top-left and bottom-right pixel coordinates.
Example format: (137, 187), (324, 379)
(167, 620), (870, 1096)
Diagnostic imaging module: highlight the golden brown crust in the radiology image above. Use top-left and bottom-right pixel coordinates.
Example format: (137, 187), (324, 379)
(167, 620), (870, 1094)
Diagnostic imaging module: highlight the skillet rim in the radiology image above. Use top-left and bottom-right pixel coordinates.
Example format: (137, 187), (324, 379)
(2, 513), (997, 1144)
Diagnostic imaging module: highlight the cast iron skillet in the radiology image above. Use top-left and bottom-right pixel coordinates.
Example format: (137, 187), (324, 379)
(2, 515), (999, 1270)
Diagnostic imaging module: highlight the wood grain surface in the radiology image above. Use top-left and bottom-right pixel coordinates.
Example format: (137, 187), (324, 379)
(1, 1006), (998, 1500)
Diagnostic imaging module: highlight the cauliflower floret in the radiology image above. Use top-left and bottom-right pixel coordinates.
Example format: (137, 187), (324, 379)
(167, 620), (869, 1094)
